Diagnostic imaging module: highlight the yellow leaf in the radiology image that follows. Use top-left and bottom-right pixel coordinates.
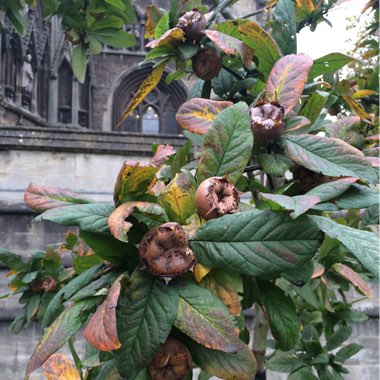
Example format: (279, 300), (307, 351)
(296, 0), (314, 12)
(145, 27), (185, 49)
(145, 5), (165, 38)
(115, 59), (169, 128)
(193, 263), (211, 282)
(343, 95), (372, 122)
(42, 354), (80, 380)
(352, 89), (377, 99)
(158, 172), (195, 224)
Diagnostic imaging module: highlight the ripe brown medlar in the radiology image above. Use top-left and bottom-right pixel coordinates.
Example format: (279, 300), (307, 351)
(249, 101), (285, 145)
(148, 338), (192, 380)
(139, 222), (197, 284)
(41, 276), (58, 292)
(192, 47), (222, 80)
(195, 177), (240, 221)
(293, 166), (336, 192)
(176, 10), (206, 43)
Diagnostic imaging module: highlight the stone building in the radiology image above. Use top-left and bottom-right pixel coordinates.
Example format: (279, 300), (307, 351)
(0, 1), (378, 379)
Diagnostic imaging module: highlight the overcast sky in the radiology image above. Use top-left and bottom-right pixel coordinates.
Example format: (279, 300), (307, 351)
(297, 0), (369, 59)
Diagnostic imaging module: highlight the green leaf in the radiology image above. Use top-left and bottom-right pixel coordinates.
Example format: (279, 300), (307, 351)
(258, 153), (292, 177)
(72, 44), (87, 83)
(266, 54), (313, 114)
(88, 35), (103, 55)
(272, 0), (297, 55)
(73, 254), (103, 274)
(292, 283), (320, 309)
(334, 184), (380, 209)
(158, 172), (195, 224)
(42, 263), (106, 328)
(25, 298), (100, 379)
(360, 205), (379, 228)
(299, 91), (330, 129)
(186, 338), (257, 380)
(289, 366), (318, 380)
(217, 20), (281, 79)
(183, 130), (205, 146)
(80, 231), (138, 266)
(256, 282), (300, 351)
(190, 210), (321, 277)
(335, 343), (363, 362)
(266, 351), (305, 373)
(5, 1), (26, 36)
(325, 325), (352, 351)
(174, 280), (239, 352)
(35, 203), (115, 235)
(90, 29), (136, 48)
(309, 53), (356, 80)
(115, 270), (179, 377)
(171, 141), (192, 178)
(26, 294), (41, 322)
(154, 12), (170, 39)
(0, 247), (28, 272)
(197, 102), (253, 184)
(309, 215), (380, 279)
(105, 0), (125, 11)
(282, 134), (377, 183)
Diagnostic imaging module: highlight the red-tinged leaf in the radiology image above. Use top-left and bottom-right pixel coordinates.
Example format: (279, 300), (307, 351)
(333, 264), (372, 297)
(41, 354), (80, 380)
(266, 54), (313, 114)
(113, 161), (158, 205)
(83, 278), (122, 351)
(25, 298), (99, 379)
(176, 98), (233, 134)
(24, 183), (93, 213)
(202, 30), (253, 68)
(115, 59), (169, 129)
(108, 201), (168, 242)
(312, 263), (325, 278)
(368, 156), (380, 167)
(150, 144), (176, 167)
(145, 27), (185, 48)
(145, 5), (165, 38)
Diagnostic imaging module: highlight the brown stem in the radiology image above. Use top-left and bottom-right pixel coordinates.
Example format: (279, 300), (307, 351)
(253, 303), (269, 377)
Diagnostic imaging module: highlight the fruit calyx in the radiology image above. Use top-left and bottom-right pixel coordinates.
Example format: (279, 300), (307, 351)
(249, 101), (285, 145)
(149, 338), (192, 380)
(139, 222), (197, 284)
(192, 47), (222, 80)
(176, 9), (206, 43)
(195, 177), (240, 221)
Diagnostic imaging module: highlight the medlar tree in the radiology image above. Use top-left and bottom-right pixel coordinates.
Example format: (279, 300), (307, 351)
(1, 0), (379, 379)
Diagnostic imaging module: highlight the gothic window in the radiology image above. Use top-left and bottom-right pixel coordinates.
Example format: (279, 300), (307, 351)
(112, 65), (187, 134)
(78, 70), (90, 128)
(2, 37), (19, 103)
(37, 44), (50, 119)
(58, 59), (73, 124)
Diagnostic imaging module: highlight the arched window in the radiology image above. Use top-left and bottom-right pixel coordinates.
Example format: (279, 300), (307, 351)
(112, 65), (187, 134)
(2, 36), (20, 103)
(78, 70), (90, 128)
(58, 59), (73, 124)
(37, 44), (50, 119)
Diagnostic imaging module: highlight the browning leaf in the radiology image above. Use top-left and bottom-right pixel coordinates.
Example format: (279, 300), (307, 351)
(24, 183), (93, 213)
(150, 144), (176, 167)
(333, 263), (372, 297)
(83, 277), (122, 351)
(145, 5), (165, 38)
(176, 98), (233, 134)
(41, 354), (81, 380)
(266, 54), (313, 114)
(108, 201), (168, 242)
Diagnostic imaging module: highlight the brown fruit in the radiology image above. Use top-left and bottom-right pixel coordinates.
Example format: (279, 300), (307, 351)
(42, 276), (58, 293)
(192, 47), (222, 81)
(139, 222), (197, 284)
(195, 177), (240, 221)
(249, 101), (285, 145)
(293, 166), (336, 192)
(177, 10), (206, 43)
(149, 338), (192, 380)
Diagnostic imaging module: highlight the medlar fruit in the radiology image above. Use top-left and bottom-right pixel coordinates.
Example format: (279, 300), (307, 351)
(149, 338), (192, 380)
(192, 47), (222, 81)
(195, 177), (240, 221)
(293, 166), (336, 192)
(249, 101), (285, 145)
(176, 10), (206, 43)
(139, 222), (197, 283)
